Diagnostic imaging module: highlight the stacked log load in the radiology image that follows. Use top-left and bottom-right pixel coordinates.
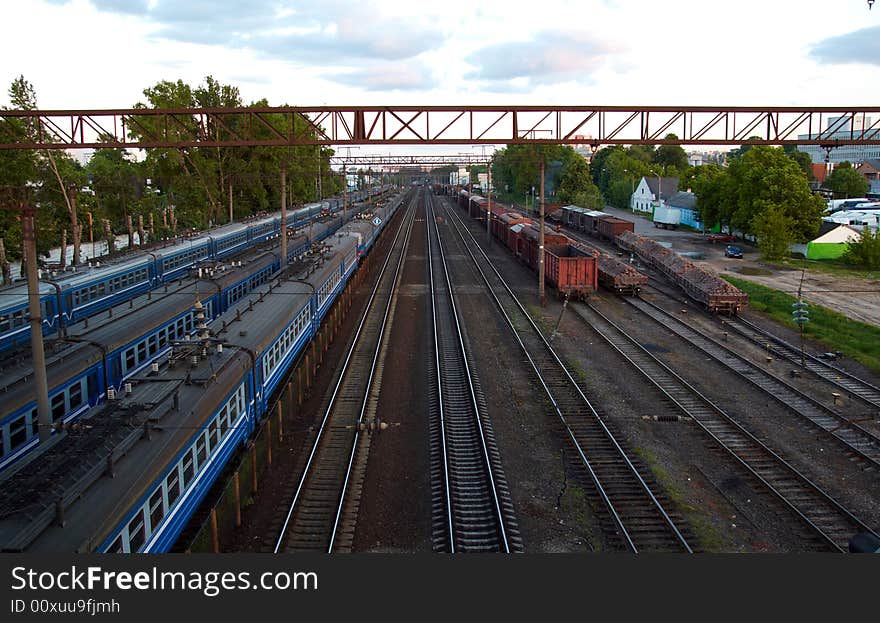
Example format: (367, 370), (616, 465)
(616, 231), (748, 314)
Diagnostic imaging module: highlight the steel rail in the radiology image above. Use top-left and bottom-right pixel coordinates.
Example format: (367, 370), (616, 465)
(439, 196), (691, 553)
(723, 316), (880, 412)
(273, 191), (417, 553)
(627, 295), (880, 469)
(576, 301), (878, 551)
(426, 191), (512, 553)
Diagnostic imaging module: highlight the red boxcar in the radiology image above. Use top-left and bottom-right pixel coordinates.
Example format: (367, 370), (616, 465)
(544, 244), (599, 299)
(597, 216), (634, 241)
(520, 224), (570, 269)
(495, 213), (532, 250)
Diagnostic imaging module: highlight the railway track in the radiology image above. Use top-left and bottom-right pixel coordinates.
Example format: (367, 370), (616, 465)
(626, 295), (880, 470)
(426, 193), (521, 553)
(642, 258), (880, 421)
(721, 316), (880, 413)
(574, 301), (878, 551)
(438, 196), (692, 553)
(273, 193), (417, 553)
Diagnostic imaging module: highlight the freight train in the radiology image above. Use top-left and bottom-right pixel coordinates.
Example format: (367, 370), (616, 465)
(458, 191), (651, 298)
(0, 185), (393, 355)
(0, 193), (397, 472)
(457, 190), (599, 299)
(0, 190), (409, 553)
(559, 204), (746, 312)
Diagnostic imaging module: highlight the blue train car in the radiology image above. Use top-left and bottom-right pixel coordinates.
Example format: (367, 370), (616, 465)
(0, 186), (395, 356)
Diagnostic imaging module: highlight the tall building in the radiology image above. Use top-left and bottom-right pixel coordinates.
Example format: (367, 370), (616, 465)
(796, 116), (880, 164)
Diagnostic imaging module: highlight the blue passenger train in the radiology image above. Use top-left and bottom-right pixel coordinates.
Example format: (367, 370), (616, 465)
(0, 188), (410, 553)
(0, 185), (392, 354)
(0, 191), (394, 471)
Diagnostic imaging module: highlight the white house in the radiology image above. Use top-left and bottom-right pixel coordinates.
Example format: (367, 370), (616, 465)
(631, 177), (679, 213)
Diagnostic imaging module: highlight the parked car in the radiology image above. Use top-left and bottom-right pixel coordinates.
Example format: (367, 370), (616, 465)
(724, 245), (743, 258)
(707, 233), (735, 243)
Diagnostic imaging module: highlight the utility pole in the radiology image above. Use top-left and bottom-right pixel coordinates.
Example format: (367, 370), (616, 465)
(4, 194), (51, 441)
(342, 163), (347, 223)
(539, 159), (546, 307)
(281, 162), (288, 268)
(228, 181), (233, 224)
(487, 157), (492, 239)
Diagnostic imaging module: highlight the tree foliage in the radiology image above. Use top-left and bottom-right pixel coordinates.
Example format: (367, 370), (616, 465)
(843, 226), (880, 270)
(491, 144), (601, 207)
(752, 203), (795, 261)
(0, 75), (343, 266)
(824, 161), (869, 199)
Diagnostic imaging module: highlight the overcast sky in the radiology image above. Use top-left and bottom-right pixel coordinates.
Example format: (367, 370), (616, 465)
(1, 0), (877, 157)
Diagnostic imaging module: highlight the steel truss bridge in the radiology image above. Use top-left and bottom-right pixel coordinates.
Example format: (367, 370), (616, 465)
(2, 106), (879, 151)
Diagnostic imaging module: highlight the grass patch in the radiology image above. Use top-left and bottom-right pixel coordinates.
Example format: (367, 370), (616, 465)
(723, 275), (880, 373)
(566, 358), (588, 383)
(771, 257), (880, 281)
(525, 303), (552, 334)
(561, 484), (600, 551)
(736, 266), (773, 276)
(633, 446), (727, 552)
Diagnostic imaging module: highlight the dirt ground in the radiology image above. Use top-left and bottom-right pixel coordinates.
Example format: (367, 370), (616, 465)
(599, 205), (880, 327)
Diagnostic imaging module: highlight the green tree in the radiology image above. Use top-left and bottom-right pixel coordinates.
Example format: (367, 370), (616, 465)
(752, 203), (795, 261)
(824, 161), (869, 199)
(685, 164), (731, 230)
(842, 226), (880, 269)
(783, 146), (815, 181)
(728, 146), (824, 241)
(556, 155), (602, 209)
(653, 134), (688, 173)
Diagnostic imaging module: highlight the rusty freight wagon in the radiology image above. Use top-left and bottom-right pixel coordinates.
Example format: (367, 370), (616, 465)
(560, 205), (589, 231)
(519, 224), (570, 267)
(582, 210), (609, 235)
(597, 215), (635, 241)
(595, 253), (649, 294)
(616, 231), (748, 314)
(495, 212), (531, 250)
(544, 244), (599, 299)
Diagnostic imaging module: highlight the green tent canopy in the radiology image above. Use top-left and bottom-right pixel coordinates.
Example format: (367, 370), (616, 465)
(806, 224), (861, 260)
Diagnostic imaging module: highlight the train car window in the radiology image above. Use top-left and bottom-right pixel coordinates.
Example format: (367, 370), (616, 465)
(182, 453), (194, 487)
(209, 420), (219, 451)
(137, 341), (147, 362)
(125, 348), (136, 372)
(166, 469), (181, 506)
(0, 431), (5, 456)
(219, 410), (229, 435)
(196, 436), (207, 469)
(127, 512), (146, 552)
(51, 392), (66, 422)
(9, 417), (26, 450)
(158, 330), (168, 349)
(148, 335), (158, 356)
(149, 489), (164, 531)
(107, 535), (125, 553)
(69, 382), (83, 409)
(0, 314), (9, 332)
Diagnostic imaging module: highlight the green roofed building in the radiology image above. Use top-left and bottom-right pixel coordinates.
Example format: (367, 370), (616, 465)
(806, 224), (861, 260)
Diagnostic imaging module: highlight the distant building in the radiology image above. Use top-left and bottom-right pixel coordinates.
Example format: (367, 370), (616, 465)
(796, 116), (880, 164)
(666, 191), (702, 229)
(857, 159), (880, 194)
(631, 177), (679, 213)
